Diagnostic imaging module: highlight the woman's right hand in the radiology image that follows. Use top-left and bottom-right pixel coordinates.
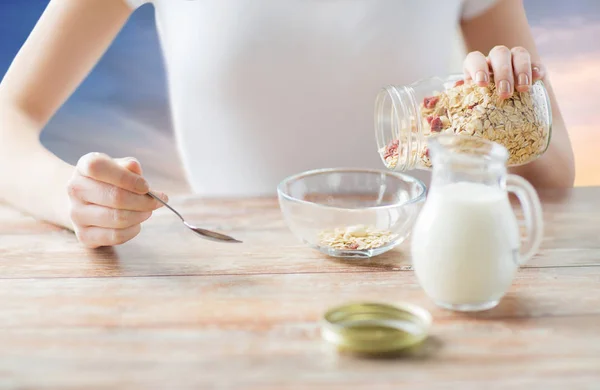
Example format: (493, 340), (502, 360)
(66, 153), (168, 248)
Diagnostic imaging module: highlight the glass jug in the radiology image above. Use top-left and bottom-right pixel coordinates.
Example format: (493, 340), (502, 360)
(410, 134), (543, 312)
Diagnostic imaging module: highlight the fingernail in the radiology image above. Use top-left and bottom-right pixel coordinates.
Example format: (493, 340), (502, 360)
(498, 80), (511, 94)
(157, 192), (169, 203)
(518, 73), (530, 86)
(475, 71), (488, 83)
(532, 66), (540, 73)
(135, 177), (149, 193)
(127, 157), (139, 164)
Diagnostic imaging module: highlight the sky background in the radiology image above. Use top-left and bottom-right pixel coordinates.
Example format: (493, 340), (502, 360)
(0, 0), (598, 191)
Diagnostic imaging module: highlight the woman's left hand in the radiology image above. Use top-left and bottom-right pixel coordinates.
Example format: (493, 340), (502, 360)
(463, 46), (546, 99)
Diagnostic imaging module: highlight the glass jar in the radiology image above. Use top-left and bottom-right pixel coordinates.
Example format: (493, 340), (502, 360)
(374, 74), (552, 171)
(410, 134), (543, 312)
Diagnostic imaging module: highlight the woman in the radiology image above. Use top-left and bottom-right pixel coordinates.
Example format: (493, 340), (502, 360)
(0, 0), (575, 248)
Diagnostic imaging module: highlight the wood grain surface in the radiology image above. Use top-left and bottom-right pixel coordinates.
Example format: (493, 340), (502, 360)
(0, 187), (599, 389)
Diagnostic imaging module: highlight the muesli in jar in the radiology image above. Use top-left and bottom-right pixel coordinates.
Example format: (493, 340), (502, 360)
(375, 75), (552, 171)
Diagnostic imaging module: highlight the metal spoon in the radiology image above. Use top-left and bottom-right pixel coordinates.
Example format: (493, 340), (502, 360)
(147, 192), (242, 243)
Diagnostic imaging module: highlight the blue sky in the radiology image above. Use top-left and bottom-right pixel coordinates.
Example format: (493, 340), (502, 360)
(0, 1), (170, 138)
(0, 1), (163, 101)
(1, 1), (599, 187)
(0, 1), (185, 189)
(1, 0), (594, 122)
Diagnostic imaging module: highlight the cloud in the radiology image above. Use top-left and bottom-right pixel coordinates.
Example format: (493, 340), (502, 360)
(567, 126), (600, 186)
(543, 60), (600, 186)
(525, 0), (600, 26)
(544, 52), (600, 127)
(528, 16), (600, 186)
(532, 21), (600, 58)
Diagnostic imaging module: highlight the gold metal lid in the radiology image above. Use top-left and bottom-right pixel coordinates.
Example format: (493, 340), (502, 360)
(321, 302), (432, 355)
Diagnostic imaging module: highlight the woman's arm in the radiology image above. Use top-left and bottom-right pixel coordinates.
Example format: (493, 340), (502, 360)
(0, 0), (165, 247)
(460, 0), (575, 188)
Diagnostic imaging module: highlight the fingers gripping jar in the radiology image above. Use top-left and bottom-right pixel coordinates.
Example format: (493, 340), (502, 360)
(374, 74), (552, 171)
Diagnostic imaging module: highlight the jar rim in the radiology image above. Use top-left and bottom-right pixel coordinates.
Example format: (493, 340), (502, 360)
(374, 85), (422, 171)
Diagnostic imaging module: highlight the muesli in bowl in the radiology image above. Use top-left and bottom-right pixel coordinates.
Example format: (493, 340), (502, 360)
(277, 168), (426, 259)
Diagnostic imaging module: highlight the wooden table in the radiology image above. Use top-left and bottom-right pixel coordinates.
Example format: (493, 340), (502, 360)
(1, 187), (599, 389)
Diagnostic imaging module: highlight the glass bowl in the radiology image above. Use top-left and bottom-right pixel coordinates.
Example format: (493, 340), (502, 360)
(277, 168), (426, 259)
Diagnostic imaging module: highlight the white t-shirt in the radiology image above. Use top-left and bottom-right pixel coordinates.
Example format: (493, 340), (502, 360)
(125, 0), (499, 196)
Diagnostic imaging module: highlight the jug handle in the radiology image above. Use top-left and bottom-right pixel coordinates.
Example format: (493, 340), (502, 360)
(507, 174), (544, 265)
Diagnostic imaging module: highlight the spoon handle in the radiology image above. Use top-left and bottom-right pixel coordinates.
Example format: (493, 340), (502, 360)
(147, 191), (185, 222)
